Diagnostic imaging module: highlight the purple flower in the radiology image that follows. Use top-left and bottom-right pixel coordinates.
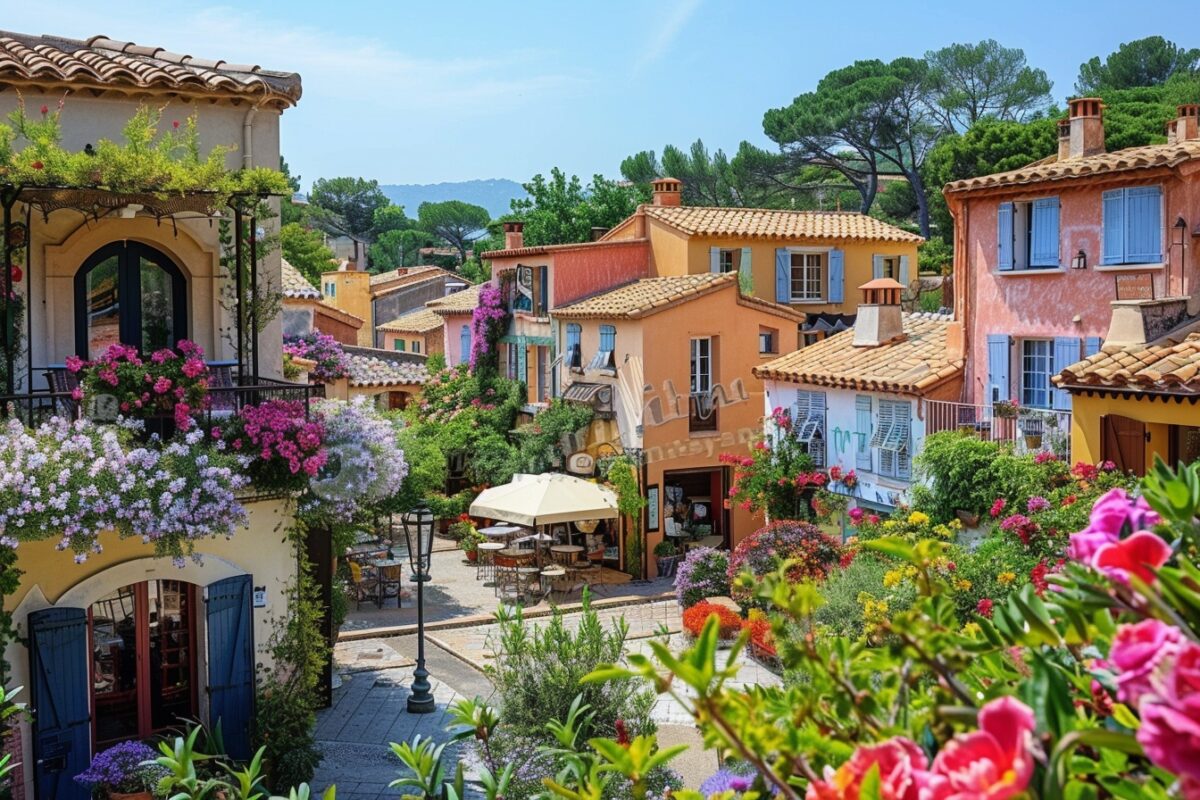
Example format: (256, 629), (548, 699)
(75, 741), (166, 794)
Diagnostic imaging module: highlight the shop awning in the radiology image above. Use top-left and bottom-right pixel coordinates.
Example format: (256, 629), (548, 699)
(469, 473), (619, 527)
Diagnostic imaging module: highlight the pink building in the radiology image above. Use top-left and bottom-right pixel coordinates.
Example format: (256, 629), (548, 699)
(945, 99), (1200, 412)
(427, 283), (481, 367)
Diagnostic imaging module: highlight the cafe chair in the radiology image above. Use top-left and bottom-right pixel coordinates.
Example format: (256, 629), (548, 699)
(377, 562), (405, 609)
(347, 561), (380, 611)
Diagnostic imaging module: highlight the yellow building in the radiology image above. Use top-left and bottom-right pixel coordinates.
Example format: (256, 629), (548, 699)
(1054, 333), (1200, 474)
(378, 306), (445, 357)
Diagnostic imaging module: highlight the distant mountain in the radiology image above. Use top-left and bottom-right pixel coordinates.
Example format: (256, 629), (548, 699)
(380, 179), (528, 219)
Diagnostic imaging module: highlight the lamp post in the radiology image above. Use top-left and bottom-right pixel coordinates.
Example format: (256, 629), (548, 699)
(403, 503), (436, 713)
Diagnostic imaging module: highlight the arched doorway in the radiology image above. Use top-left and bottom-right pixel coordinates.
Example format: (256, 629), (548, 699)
(74, 241), (188, 358)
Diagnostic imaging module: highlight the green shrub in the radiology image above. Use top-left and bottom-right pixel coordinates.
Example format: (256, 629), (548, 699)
(952, 534), (1041, 620)
(813, 554), (915, 639)
(914, 432), (1050, 524)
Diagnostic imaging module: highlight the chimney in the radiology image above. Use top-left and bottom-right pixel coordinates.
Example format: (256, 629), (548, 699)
(1068, 97), (1105, 158)
(1173, 104), (1200, 142)
(1057, 118), (1071, 161)
(590, 226), (609, 241)
(852, 279), (905, 348)
(503, 221), (524, 250)
(651, 177), (682, 207)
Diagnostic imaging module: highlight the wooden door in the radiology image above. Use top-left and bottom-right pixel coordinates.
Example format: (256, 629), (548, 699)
(1101, 414), (1146, 476)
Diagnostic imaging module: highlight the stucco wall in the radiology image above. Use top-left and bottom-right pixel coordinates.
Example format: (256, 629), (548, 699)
(1070, 392), (1199, 468)
(372, 279), (458, 347)
(321, 271), (373, 345)
(956, 168), (1200, 405)
(553, 241), (650, 306)
(441, 312), (473, 366)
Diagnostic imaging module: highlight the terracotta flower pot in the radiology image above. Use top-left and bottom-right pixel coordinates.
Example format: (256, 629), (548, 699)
(110, 791), (153, 800)
(956, 510), (981, 528)
(465, 549), (478, 563)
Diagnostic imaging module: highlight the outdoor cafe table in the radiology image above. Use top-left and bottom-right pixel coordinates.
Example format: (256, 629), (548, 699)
(479, 525), (522, 542)
(371, 558), (407, 608)
(550, 544), (585, 566)
(512, 532), (554, 565)
(497, 548), (536, 566)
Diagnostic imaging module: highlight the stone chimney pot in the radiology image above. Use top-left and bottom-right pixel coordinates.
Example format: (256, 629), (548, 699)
(503, 221), (525, 250)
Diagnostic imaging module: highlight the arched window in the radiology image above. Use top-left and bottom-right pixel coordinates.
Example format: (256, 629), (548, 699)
(74, 242), (187, 358)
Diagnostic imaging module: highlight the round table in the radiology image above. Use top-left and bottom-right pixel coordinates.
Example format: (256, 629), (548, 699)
(372, 558), (407, 608)
(550, 544), (585, 566)
(498, 547), (536, 564)
(479, 525), (522, 541)
(476, 542), (506, 581)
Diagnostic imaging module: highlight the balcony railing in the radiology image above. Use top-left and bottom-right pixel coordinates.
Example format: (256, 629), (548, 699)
(689, 392), (718, 433)
(925, 400), (1070, 459)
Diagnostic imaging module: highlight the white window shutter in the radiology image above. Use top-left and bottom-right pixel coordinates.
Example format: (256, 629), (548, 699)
(899, 255), (910, 286)
(872, 254), (884, 279)
(710, 247), (721, 273)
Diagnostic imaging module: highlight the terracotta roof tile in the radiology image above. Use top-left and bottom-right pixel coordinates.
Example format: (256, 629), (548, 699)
(944, 140), (1200, 193)
(377, 306), (443, 334)
(1053, 333), (1200, 394)
(369, 265), (446, 287)
(553, 273), (802, 321)
(639, 205), (924, 243)
(280, 258), (321, 299)
(342, 346), (429, 388)
(0, 30), (301, 106)
(753, 314), (963, 395)
(427, 283), (482, 316)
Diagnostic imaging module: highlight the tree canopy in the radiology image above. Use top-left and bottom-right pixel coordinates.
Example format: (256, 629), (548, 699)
(924, 39), (1053, 130)
(620, 140), (793, 208)
(417, 200), (490, 261)
(504, 168), (645, 247)
(280, 223), (336, 286)
(309, 177), (389, 238)
(1077, 36), (1200, 93)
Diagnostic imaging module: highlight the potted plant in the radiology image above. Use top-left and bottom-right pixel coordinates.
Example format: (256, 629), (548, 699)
(1018, 415), (1044, 451)
(75, 741), (168, 800)
(993, 398), (1019, 419)
(456, 525), (484, 563)
(653, 539), (679, 576)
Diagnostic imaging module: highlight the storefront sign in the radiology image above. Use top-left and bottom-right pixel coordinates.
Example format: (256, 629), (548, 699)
(1114, 273), (1155, 301)
(646, 485), (660, 532)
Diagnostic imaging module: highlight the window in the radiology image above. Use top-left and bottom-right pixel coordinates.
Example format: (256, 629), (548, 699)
(536, 346), (549, 403)
(879, 256), (899, 279)
(758, 326), (778, 354)
(513, 264), (549, 315)
(1021, 339), (1053, 409)
(506, 341), (519, 379)
(412, 341), (420, 354)
(690, 338), (712, 394)
(459, 325), (472, 365)
(792, 391), (826, 468)
(689, 338), (716, 432)
(855, 395), (873, 471)
(565, 323), (582, 368)
(790, 253), (823, 301)
(871, 400), (911, 479)
(711, 247), (745, 274)
(589, 324), (616, 370)
(324, 281), (336, 297)
(1103, 186), (1163, 265)
(998, 198), (1060, 270)
(75, 241), (188, 358)
(394, 339), (406, 352)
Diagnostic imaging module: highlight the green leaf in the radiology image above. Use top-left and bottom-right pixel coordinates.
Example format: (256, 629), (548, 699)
(1111, 703), (1140, 730)
(862, 537), (917, 564)
(859, 763), (883, 800)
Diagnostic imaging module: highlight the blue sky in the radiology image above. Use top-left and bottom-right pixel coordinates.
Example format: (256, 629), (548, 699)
(5, 1), (1188, 190)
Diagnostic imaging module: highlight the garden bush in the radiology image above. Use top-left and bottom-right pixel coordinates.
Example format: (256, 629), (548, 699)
(681, 600), (742, 640)
(728, 520), (843, 610)
(811, 553), (917, 640)
(673, 546), (730, 607)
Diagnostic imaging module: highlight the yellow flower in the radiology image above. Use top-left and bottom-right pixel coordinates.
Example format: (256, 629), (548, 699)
(883, 520), (899, 530)
(962, 622), (982, 636)
(948, 518), (963, 531)
(997, 571), (1016, 586)
(955, 578), (973, 591)
(907, 511), (930, 526)
(883, 570), (903, 588)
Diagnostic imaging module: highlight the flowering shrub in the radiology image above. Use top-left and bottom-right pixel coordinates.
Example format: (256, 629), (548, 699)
(0, 417), (246, 561)
(283, 332), (349, 382)
(727, 520), (843, 609)
(306, 396), (407, 520)
(217, 400), (325, 494)
(74, 340), (209, 431)
(75, 741), (168, 795)
(469, 281), (510, 372)
(681, 600), (742, 640)
(673, 546), (730, 607)
(743, 609), (776, 660)
(720, 407), (819, 520)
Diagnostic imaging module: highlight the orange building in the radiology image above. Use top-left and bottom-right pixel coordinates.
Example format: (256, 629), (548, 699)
(378, 306), (445, 357)
(554, 273), (804, 573)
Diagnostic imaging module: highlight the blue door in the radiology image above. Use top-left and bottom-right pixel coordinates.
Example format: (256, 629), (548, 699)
(29, 607), (91, 800)
(206, 575), (254, 760)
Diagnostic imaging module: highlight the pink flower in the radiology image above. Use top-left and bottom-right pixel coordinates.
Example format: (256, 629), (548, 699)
(1110, 619), (1182, 707)
(849, 507), (865, 524)
(70, 387), (83, 401)
(867, 514), (880, 525)
(1069, 488), (1159, 563)
(65, 355), (84, 374)
(173, 402), (193, 431)
(153, 376), (173, 394)
(1138, 677), (1200, 782)
(976, 598), (994, 618)
(806, 737), (927, 800)
(1093, 531), (1171, 585)
(922, 697), (1036, 800)
(990, 498), (1006, 518)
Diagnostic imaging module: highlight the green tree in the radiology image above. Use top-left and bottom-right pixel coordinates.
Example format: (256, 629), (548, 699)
(1077, 36), (1200, 93)
(279, 156), (304, 225)
(1099, 74), (1200, 150)
(621, 140), (800, 208)
(309, 176), (389, 237)
(417, 200), (490, 262)
(280, 223), (336, 286)
(371, 203), (411, 236)
(279, 155), (301, 193)
(923, 116), (1057, 240)
(369, 228), (440, 271)
(925, 39), (1053, 130)
(506, 168), (643, 247)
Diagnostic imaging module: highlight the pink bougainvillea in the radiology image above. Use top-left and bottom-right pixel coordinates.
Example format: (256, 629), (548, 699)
(469, 282), (509, 371)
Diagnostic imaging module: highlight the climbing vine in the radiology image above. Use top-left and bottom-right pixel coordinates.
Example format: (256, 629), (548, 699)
(604, 455), (646, 577)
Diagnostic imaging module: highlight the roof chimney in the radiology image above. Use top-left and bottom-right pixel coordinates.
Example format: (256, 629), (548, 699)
(590, 226), (609, 241)
(1057, 118), (1071, 161)
(852, 279), (905, 348)
(1068, 97), (1105, 158)
(503, 221), (524, 250)
(1173, 104), (1200, 143)
(651, 177), (682, 207)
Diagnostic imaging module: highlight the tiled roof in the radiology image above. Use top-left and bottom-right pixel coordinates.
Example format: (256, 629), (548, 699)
(427, 283), (482, 316)
(638, 205), (924, 243)
(552, 273), (798, 321)
(0, 31), (301, 106)
(369, 265), (445, 287)
(944, 140), (1200, 193)
(342, 346), (429, 388)
(753, 313), (963, 395)
(281, 258), (321, 299)
(480, 237), (649, 260)
(378, 306), (444, 334)
(1053, 333), (1200, 394)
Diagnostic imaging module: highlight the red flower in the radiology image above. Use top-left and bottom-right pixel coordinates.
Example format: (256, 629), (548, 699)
(30, 161), (43, 170)
(682, 601), (742, 639)
(1029, 561), (1050, 597)
(614, 718), (630, 747)
(1094, 531), (1172, 585)
(923, 697), (1036, 800)
(172, 119), (180, 129)
(989, 498), (1006, 518)
(806, 737), (927, 800)
(9, 264), (21, 284)
(39, 104), (48, 115)
(976, 598), (994, 618)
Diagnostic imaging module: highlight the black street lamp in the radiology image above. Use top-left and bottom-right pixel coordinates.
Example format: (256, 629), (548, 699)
(403, 503), (437, 713)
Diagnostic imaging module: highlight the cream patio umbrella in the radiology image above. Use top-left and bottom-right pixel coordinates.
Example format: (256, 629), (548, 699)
(469, 473), (619, 530)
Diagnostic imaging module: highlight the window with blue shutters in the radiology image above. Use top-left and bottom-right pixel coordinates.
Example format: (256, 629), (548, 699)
(1052, 337), (1082, 410)
(855, 395), (873, 471)
(206, 575), (255, 761)
(986, 334), (1011, 406)
(1029, 198), (1061, 267)
(1021, 339), (1054, 409)
(1103, 186), (1163, 265)
(590, 325), (616, 370)
(459, 325), (472, 364)
(775, 248), (791, 303)
(827, 249), (845, 303)
(565, 323), (582, 368)
(1000, 199), (1060, 270)
(997, 203), (1014, 270)
(30, 607), (91, 800)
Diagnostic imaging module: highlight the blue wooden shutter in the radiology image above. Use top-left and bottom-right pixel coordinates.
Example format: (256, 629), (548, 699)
(206, 575), (255, 761)
(986, 334), (1011, 406)
(1030, 198), (1060, 267)
(872, 254), (884, 279)
(709, 246), (721, 274)
(1085, 336), (1102, 357)
(1052, 336), (1081, 410)
(775, 249), (790, 303)
(460, 325), (471, 364)
(828, 249), (845, 303)
(739, 247), (752, 289)
(997, 203), (1014, 270)
(1102, 189), (1126, 265)
(899, 255), (910, 285)
(29, 607), (91, 800)
(1125, 186), (1163, 264)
